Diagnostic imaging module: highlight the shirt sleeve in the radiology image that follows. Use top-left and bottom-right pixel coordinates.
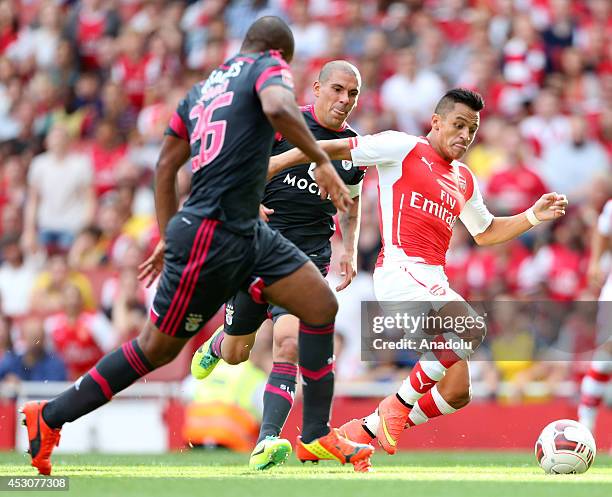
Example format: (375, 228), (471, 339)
(345, 162), (366, 198)
(348, 131), (415, 168)
(597, 200), (612, 236)
(346, 180), (363, 199)
(164, 96), (190, 141)
(254, 52), (295, 95)
(459, 168), (494, 236)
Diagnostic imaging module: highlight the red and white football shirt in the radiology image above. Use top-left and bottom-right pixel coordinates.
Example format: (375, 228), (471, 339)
(348, 131), (493, 267)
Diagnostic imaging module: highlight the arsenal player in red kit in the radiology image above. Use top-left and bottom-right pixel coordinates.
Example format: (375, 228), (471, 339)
(270, 88), (568, 459)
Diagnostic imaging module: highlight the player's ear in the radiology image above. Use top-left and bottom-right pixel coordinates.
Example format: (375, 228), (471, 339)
(313, 80), (321, 97)
(431, 113), (442, 131)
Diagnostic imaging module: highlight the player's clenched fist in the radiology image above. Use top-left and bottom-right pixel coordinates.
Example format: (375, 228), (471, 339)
(531, 192), (569, 222)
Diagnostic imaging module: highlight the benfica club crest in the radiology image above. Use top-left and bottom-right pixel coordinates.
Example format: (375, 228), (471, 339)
(185, 313), (203, 332)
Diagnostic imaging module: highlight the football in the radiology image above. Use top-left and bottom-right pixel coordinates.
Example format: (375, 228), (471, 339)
(535, 419), (597, 474)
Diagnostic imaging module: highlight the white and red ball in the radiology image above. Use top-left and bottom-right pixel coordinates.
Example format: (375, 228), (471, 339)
(535, 419), (596, 474)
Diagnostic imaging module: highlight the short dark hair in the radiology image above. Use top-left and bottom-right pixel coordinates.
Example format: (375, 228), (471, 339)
(318, 60), (361, 86)
(241, 16), (294, 61)
(434, 88), (484, 116)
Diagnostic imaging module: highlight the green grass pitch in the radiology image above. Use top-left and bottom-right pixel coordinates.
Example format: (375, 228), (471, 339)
(0, 451), (610, 497)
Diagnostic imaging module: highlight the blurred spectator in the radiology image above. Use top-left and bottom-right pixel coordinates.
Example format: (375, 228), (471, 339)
(0, 234), (41, 316)
(100, 82), (138, 136)
(45, 284), (114, 380)
(101, 265), (147, 316)
(225, 0), (285, 41)
(110, 29), (150, 109)
(88, 119), (128, 197)
(62, 72), (102, 138)
(559, 47), (601, 114)
(0, 313), (12, 360)
(380, 46), (445, 134)
(95, 198), (128, 263)
(541, 0), (578, 72)
(0, 317), (66, 383)
(7, 1), (62, 71)
(464, 115), (506, 182)
(67, 225), (105, 271)
(343, 0), (374, 58)
(540, 114), (609, 204)
(63, 0), (120, 71)
(530, 216), (588, 301)
(48, 38), (80, 92)
(501, 14), (546, 109)
(288, 0), (328, 60)
(0, 0), (17, 55)
(30, 254), (95, 314)
(520, 88), (571, 157)
(489, 301), (537, 402)
(0, 154), (27, 228)
(488, 0), (514, 49)
(486, 123), (548, 215)
(23, 123), (95, 254)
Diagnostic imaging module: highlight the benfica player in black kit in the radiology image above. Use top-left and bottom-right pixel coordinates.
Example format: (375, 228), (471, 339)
(191, 60), (366, 471)
(20, 18), (373, 476)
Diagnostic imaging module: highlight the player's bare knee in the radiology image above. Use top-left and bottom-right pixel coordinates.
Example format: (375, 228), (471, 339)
(275, 335), (298, 363)
(313, 291), (338, 324)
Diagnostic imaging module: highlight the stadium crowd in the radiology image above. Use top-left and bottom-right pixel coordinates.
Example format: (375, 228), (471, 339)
(0, 0), (610, 400)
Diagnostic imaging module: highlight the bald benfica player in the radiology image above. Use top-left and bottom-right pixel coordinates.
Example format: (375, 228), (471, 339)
(191, 60), (365, 470)
(270, 88), (568, 460)
(19, 17), (373, 476)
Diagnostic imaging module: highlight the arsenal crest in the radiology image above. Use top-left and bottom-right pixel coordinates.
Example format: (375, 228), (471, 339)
(458, 175), (467, 194)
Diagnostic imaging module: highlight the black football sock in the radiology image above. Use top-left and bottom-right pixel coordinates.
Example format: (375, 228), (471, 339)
(298, 321), (335, 444)
(42, 339), (153, 429)
(257, 362), (297, 443)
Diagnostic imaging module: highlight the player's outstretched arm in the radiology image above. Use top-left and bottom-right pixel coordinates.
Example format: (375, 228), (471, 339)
(259, 85), (352, 211)
(138, 135), (191, 286)
(474, 192), (568, 246)
(267, 138), (352, 179)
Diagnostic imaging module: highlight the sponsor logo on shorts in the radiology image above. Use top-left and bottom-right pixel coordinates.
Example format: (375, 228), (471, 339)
(429, 284), (447, 296)
(225, 304), (234, 326)
(185, 313), (203, 332)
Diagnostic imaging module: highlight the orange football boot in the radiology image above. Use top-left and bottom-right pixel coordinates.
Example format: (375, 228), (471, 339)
(376, 395), (411, 455)
(338, 418), (375, 445)
(296, 428), (374, 470)
(20, 401), (61, 475)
